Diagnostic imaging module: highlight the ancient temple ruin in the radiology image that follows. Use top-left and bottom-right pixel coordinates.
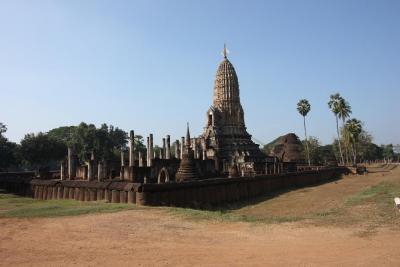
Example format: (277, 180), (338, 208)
(0, 45), (349, 209)
(59, 46), (301, 184)
(200, 45), (269, 174)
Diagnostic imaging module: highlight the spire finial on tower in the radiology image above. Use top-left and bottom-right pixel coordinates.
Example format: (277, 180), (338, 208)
(222, 43), (229, 59)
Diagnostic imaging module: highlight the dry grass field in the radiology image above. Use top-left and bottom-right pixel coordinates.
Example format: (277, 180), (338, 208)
(1, 164), (400, 266)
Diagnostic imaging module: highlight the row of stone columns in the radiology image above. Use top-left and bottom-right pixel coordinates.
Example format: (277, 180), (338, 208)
(62, 147), (77, 180)
(264, 160), (283, 175)
(63, 148), (114, 182)
(141, 133), (207, 163)
(191, 138), (207, 160)
(120, 130), (136, 179)
(140, 134), (208, 162)
(64, 130), (210, 182)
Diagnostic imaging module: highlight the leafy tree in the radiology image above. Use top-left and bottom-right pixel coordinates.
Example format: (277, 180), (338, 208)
(47, 126), (77, 146)
(337, 98), (352, 125)
(301, 137), (336, 165)
(307, 136), (321, 165)
(108, 125), (128, 149)
(360, 142), (383, 162)
(0, 123), (19, 171)
(70, 122), (98, 161)
(328, 93), (345, 164)
(382, 144), (394, 161)
(133, 135), (146, 156)
(319, 144), (338, 165)
(49, 122), (132, 163)
(19, 133), (67, 170)
(0, 139), (18, 171)
(355, 131), (375, 162)
(338, 126), (387, 163)
(0, 122), (7, 136)
(337, 98), (352, 163)
(344, 118), (362, 165)
(297, 99), (311, 166)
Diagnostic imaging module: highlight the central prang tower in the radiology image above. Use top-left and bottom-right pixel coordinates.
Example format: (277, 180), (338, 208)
(201, 45), (266, 174)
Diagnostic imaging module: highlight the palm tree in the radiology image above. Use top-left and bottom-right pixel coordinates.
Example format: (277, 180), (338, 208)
(337, 98), (352, 164)
(328, 93), (344, 165)
(344, 118), (362, 165)
(297, 99), (311, 166)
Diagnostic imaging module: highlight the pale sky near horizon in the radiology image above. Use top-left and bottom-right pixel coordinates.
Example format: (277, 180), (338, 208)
(0, 0), (399, 146)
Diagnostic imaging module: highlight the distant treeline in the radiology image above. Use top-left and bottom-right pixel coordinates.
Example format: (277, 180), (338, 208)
(0, 122), (146, 172)
(0, 121), (398, 172)
(262, 135), (397, 166)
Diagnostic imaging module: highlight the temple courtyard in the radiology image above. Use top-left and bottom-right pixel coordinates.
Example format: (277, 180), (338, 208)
(1, 164), (400, 266)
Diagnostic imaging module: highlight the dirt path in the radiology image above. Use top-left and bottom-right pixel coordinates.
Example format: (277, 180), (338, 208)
(1, 165), (400, 266)
(234, 165), (400, 220)
(1, 208), (400, 266)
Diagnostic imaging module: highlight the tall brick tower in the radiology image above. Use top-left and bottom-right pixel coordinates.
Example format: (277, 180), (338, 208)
(201, 45), (266, 173)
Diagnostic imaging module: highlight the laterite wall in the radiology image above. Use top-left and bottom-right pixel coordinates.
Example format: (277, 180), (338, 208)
(134, 167), (348, 207)
(29, 180), (140, 204)
(0, 167), (348, 207)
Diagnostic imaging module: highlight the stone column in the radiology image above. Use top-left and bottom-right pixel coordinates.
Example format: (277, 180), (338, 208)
(162, 138), (166, 159)
(192, 138), (197, 159)
(67, 147), (75, 180)
(129, 130), (135, 167)
(147, 134), (154, 167)
(121, 149), (125, 167)
(166, 135), (171, 159)
(120, 149), (125, 179)
(138, 151), (143, 167)
(175, 140), (180, 159)
(98, 162), (104, 181)
(146, 136), (150, 166)
(197, 148), (201, 160)
(60, 161), (65, 180)
(150, 134), (154, 162)
(180, 137), (185, 159)
(202, 150), (207, 160)
(87, 160), (93, 181)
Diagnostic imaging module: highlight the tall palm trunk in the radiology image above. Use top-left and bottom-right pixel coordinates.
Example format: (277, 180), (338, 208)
(303, 116), (310, 166)
(344, 148), (349, 165)
(342, 119), (350, 165)
(352, 143), (357, 166)
(336, 115), (344, 165)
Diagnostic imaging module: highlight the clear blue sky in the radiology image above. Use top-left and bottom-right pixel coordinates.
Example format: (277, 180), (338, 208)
(1, 0), (399, 146)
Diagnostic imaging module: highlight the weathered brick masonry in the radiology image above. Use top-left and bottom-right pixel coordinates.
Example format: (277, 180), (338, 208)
(0, 167), (348, 208)
(135, 167), (348, 207)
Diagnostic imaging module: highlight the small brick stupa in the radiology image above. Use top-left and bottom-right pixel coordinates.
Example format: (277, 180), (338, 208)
(176, 123), (199, 182)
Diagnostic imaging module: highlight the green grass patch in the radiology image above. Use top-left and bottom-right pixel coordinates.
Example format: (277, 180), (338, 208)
(168, 207), (303, 224)
(0, 193), (135, 218)
(345, 181), (400, 207)
(336, 181), (400, 227)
